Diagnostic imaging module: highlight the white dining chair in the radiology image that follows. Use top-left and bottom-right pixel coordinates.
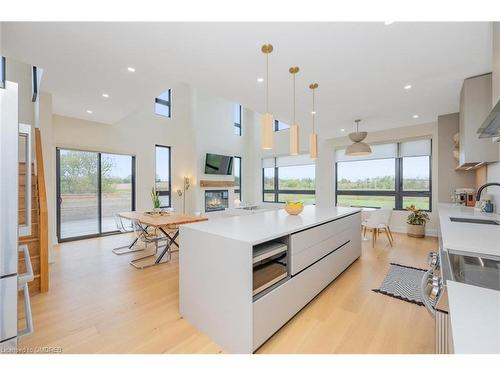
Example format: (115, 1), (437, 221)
(362, 208), (394, 247)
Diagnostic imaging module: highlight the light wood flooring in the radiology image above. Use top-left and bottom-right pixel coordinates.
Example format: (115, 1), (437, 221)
(18, 231), (438, 354)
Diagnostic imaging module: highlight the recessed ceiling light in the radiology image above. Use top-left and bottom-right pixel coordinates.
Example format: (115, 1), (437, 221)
(340, 128), (345, 132)
(257, 77), (264, 83)
(412, 114), (419, 119)
(102, 93), (109, 98)
(127, 67), (136, 72)
(311, 111), (316, 115)
(404, 84), (412, 90)
(86, 110), (93, 114)
(384, 21), (394, 25)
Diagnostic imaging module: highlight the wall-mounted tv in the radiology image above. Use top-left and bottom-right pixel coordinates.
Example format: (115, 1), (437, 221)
(205, 153), (233, 175)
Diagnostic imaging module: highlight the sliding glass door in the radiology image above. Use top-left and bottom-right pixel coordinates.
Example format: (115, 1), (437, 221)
(57, 148), (135, 242)
(101, 153), (135, 232)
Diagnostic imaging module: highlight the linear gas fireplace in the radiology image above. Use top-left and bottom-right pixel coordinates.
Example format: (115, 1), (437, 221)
(205, 190), (229, 212)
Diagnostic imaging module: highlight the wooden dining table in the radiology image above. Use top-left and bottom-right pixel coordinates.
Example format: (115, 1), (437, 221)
(118, 211), (208, 267)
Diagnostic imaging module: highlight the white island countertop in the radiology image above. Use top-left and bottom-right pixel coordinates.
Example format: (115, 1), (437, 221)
(184, 205), (361, 245)
(437, 203), (500, 258)
(447, 281), (500, 354)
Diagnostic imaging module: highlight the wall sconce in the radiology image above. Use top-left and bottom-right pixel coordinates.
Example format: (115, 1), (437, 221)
(178, 176), (191, 213)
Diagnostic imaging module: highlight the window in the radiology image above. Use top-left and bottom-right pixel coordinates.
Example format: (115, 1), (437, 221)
(274, 120), (290, 131)
(234, 156), (242, 201)
(155, 89), (171, 118)
(234, 104), (242, 136)
(56, 148), (136, 242)
(263, 155), (315, 204)
(155, 145), (171, 208)
(0, 56), (5, 89)
(335, 139), (432, 211)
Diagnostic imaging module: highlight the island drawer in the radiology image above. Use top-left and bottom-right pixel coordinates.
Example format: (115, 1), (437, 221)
(289, 212), (360, 275)
(253, 239), (359, 351)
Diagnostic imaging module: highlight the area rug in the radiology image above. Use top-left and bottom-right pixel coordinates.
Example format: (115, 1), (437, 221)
(372, 262), (434, 307)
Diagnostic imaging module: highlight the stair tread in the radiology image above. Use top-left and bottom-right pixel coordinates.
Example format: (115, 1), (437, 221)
(19, 237), (40, 243)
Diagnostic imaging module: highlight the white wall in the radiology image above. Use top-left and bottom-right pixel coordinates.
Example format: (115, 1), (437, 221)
(191, 88), (249, 214)
(5, 58), (35, 130)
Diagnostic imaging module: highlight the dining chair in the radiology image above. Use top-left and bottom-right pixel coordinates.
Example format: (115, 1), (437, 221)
(112, 214), (144, 255)
(129, 219), (169, 269)
(362, 208), (394, 247)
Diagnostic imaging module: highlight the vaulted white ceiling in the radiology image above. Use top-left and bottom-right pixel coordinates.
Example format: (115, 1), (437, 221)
(2, 22), (492, 138)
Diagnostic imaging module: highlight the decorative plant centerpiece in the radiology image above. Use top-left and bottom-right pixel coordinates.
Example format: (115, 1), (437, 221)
(406, 204), (429, 238)
(151, 187), (161, 214)
(285, 200), (304, 216)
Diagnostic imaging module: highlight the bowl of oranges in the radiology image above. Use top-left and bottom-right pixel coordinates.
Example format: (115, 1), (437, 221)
(284, 201), (304, 215)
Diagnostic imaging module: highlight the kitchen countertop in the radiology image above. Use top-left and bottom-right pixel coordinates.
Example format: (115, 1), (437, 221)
(183, 205), (361, 245)
(447, 281), (500, 354)
(437, 203), (500, 259)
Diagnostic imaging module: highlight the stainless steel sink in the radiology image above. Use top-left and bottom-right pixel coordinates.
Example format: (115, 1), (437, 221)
(450, 217), (500, 225)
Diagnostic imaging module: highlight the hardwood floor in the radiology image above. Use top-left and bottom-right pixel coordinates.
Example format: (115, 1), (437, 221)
(18, 231), (437, 354)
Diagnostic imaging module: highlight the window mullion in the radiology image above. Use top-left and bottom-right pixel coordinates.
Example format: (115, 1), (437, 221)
(274, 165), (279, 203)
(97, 153), (102, 234)
(395, 157), (402, 210)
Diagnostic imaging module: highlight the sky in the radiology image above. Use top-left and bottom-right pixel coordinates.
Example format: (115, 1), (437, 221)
(103, 154), (133, 178)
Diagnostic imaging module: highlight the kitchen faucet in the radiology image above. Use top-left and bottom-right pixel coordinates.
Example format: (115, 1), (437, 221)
(476, 182), (500, 201)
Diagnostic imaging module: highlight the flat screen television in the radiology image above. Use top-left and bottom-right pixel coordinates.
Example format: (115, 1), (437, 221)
(205, 153), (233, 175)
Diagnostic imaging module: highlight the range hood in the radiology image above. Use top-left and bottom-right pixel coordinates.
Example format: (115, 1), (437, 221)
(477, 99), (500, 138)
(456, 73), (498, 170)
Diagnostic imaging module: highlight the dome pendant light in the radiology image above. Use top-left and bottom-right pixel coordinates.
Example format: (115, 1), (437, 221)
(261, 44), (274, 150)
(345, 119), (372, 156)
(309, 83), (319, 159)
(289, 66), (300, 155)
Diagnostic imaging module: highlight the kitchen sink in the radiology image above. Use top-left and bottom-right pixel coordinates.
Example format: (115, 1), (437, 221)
(449, 217), (500, 225)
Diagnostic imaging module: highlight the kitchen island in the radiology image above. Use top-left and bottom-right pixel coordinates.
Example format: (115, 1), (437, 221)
(179, 205), (361, 353)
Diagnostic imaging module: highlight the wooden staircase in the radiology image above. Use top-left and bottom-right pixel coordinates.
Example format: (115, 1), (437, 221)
(18, 128), (49, 294)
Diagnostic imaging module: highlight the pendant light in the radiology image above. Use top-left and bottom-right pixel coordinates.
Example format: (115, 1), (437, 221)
(345, 119), (372, 156)
(261, 44), (274, 150)
(289, 66), (300, 155)
(309, 83), (319, 159)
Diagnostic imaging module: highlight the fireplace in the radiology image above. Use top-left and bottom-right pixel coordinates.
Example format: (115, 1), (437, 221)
(205, 190), (229, 212)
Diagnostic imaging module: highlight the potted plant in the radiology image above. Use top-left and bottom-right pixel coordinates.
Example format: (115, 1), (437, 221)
(406, 204), (429, 238)
(151, 187), (161, 214)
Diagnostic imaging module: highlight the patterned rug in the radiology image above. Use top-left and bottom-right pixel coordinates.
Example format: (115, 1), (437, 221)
(372, 262), (434, 307)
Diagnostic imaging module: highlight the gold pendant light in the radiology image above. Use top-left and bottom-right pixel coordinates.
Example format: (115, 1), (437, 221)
(289, 66), (300, 155)
(309, 83), (319, 159)
(261, 44), (274, 150)
(345, 119), (372, 156)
